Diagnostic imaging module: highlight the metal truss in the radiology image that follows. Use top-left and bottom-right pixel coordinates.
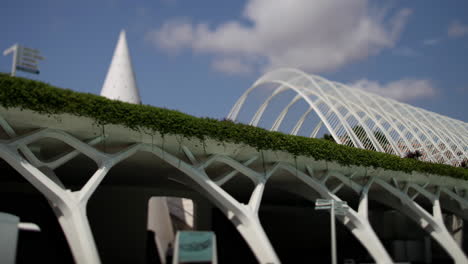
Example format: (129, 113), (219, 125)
(0, 114), (467, 263)
(228, 68), (468, 166)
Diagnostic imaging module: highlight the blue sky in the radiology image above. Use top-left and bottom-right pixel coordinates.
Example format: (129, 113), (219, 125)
(1, 0), (467, 124)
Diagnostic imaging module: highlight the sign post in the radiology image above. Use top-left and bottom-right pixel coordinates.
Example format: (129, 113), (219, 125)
(3, 44), (44, 76)
(315, 199), (349, 264)
(331, 200), (336, 264)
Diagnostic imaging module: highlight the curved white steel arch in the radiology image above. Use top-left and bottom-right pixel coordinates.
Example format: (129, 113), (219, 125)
(331, 82), (438, 158)
(228, 68), (468, 166)
(387, 101), (462, 161)
(323, 76), (463, 162)
(234, 77), (360, 148)
(387, 97), (467, 158)
(237, 70), (371, 149)
(350, 90), (436, 160)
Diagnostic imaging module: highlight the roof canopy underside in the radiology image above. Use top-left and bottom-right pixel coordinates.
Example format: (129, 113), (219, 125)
(228, 68), (468, 166)
(1, 106), (466, 189)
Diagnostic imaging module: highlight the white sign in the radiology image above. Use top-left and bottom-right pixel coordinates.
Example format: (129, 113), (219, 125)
(315, 198), (332, 207)
(315, 199), (349, 214)
(334, 208), (348, 216)
(3, 44), (45, 76)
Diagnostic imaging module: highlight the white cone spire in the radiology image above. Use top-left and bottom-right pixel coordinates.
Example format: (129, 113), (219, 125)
(101, 30), (141, 104)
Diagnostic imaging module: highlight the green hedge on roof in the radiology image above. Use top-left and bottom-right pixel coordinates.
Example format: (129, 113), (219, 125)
(0, 73), (467, 180)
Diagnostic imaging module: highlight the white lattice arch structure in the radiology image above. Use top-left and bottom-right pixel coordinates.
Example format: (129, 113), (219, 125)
(228, 68), (468, 166)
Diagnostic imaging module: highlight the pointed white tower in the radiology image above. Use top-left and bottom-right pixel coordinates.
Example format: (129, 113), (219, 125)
(101, 30), (141, 104)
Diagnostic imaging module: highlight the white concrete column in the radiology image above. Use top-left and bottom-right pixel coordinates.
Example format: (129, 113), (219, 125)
(0, 133), (141, 264)
(431, 199), (467, 264)
(0, 144), (103, 263)
(53, 201), (101, 263)
(234, 210), (280, 264)
(344, 216), (393, 264)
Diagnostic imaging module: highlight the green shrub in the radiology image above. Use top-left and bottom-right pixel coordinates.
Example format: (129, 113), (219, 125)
(0, 73), (466, 180)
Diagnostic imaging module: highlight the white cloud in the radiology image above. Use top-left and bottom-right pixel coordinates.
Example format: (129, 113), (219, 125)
(147, 0), (412, 74)
(351, 78), (436, 101)
(147, 19), (194, 54)
(448, 21), (468, 38)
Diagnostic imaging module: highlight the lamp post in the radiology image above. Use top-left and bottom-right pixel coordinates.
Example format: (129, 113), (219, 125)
(315, 198), (349, 264)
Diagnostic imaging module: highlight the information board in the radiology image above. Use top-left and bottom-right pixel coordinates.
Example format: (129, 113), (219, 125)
(177, 231), (215, 263)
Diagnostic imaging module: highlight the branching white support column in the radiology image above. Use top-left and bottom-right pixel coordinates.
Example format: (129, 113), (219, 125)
(0, 126), (142, 264)
(234, 210), (277, 264)
(319, 170), (468, 263)
(375, 179), (468, 264)
(53, 198), (101, 263)
(0, 124), (99, 262)
(0, 144), (103, 263)
(142, 145), (280, 264)
(432, 197), (467, 263)
(248, 180), (266, 214)
(277, 165), (393, 264)
(235, 179), (276, 264)
(357, 176), (375, 219)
